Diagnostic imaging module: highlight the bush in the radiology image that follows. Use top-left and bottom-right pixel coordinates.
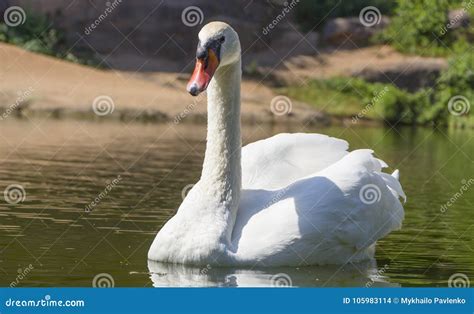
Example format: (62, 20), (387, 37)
(295, 0), (397, 32)
(282, 56), (473, 127)
(330, 78), (435, 125)
(0, 9), (97, 66)
(281, 77), (432, 125)
(377, 0), (474, 56)
(432, 41), (474, 126)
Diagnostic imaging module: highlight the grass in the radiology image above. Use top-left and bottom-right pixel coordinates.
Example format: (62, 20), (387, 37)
(279, 77), (417, 124)
(279, 77), (473, 128)
(279, 79), (367, 117)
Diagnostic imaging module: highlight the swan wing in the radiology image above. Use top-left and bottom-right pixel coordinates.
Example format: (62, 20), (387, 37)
(232, 149), (405, 266)
(241, 133), (349, 190)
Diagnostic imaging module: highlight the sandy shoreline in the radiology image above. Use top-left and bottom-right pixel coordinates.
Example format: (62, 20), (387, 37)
(2, 42), (444, 126)
(0, 43), (331, 126)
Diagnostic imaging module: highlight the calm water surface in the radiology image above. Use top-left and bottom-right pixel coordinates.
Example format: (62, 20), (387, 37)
(0, 119), (472, 287)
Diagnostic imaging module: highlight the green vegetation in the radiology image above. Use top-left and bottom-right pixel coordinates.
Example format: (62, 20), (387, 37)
(435, 41), (474, 128)
(291, 0), (473, 128)
(295, 0), (396, 31)
(296, 0), (473, 57)
(281, 46), (473, 128)
(377, 0), (474, 56)
(0, 9), (97, 66)
(280, 78), (430, 125)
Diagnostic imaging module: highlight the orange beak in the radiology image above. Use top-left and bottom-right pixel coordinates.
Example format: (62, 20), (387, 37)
(186, 49), (219, 96)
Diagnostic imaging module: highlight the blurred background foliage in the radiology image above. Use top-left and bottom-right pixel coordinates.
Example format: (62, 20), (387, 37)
(376, 0), (474, 56)
(290, 0), (473, 128)
(0, 0), (472, 128)
(0, 9), (98, 66)
(295, 0), (397, 31)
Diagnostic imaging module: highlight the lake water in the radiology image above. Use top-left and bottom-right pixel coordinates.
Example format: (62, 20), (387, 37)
(0, 119), (472, 287)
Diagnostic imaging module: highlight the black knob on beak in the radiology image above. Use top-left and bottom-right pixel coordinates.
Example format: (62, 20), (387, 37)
(187, 84), (199, 96)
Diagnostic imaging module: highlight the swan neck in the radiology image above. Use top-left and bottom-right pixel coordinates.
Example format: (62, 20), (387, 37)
(201, 59), (241, 241)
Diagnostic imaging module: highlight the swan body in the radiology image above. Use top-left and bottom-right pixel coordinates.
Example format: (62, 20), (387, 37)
(148, 22), (405, 267)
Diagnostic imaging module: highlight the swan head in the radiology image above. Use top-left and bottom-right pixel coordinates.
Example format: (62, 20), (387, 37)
(187, 21), (241, 96)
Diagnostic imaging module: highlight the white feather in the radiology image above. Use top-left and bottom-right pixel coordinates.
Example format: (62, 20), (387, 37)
(148, 22), (406, 267)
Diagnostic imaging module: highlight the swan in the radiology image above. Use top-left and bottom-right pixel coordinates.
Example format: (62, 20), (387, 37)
(148, 21), (406, 267)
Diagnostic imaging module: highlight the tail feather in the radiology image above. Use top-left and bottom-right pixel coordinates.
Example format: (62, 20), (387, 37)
(392, 169), (400, 180)
(380, 169), (406, 202)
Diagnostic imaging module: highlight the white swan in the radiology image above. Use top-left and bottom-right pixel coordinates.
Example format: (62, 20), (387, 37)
(148, 22), (406, 267)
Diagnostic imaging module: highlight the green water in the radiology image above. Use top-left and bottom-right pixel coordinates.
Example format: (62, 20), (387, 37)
(0, 120), (472, 287)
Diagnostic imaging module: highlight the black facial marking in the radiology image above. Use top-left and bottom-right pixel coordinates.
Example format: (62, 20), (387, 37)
(196, 40), (208, 60)
(195, 36), (224, 61)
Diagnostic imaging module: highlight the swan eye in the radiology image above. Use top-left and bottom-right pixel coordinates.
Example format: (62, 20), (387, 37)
(219, 36), (225, 43)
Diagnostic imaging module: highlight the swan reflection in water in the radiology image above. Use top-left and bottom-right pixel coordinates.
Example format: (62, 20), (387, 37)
(147, 259), (399, 287)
